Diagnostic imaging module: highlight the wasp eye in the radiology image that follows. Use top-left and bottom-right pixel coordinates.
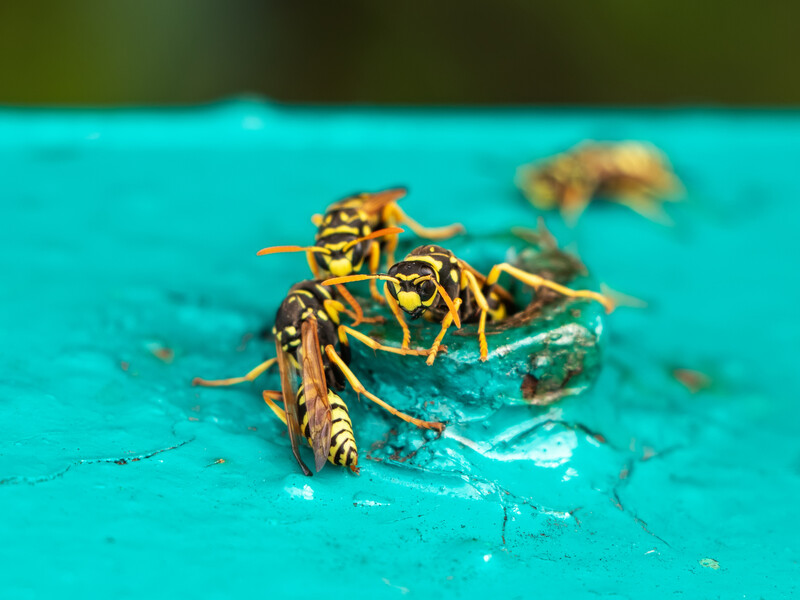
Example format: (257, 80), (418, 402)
(419, 279), (436, 299)
(314, 252), (330, 270)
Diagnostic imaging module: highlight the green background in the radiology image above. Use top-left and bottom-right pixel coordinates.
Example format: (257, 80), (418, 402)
(2, 1), (799, 105)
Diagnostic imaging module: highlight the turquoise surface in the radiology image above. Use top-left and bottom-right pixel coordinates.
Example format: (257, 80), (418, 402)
(2, 102), (798, 598)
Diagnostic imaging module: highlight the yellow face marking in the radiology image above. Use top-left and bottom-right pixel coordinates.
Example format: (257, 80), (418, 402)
(397, 291), (422, 311)
(328, 258), (353, 276)
(284, 326), (297, 337)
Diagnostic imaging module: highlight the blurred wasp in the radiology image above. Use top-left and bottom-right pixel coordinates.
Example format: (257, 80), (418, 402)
(325, 245), (615, 366)
(516, 141), (683, 225)
(193, 280), (442, 475)
(257, 187), (464, 320)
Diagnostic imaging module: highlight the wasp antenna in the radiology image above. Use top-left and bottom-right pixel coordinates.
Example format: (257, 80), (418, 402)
(342, 227), (405, 252)
(430, 279), (461, 329)
(322, 274), (399, 287)
(257, 245), (330, 256)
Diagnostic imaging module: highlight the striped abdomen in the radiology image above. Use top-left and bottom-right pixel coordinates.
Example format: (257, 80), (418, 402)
(298, 388), (358, 472)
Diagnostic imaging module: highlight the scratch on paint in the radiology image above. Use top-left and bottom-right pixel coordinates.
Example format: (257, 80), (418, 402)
(0, 439), (194, 486)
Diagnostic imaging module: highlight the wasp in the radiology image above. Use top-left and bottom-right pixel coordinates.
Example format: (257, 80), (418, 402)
(256, 187), (465, 318)
(193, 280), (442, 475)
(324, 246), (615, 366)
(516, 141), (683, 224)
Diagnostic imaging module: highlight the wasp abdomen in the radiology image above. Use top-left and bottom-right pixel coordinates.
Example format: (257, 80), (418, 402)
(298, 388), (358, 470)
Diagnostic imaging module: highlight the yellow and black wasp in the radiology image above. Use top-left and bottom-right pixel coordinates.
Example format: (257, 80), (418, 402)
(324, 246), (615, 366)
(516, 141), (683, 225)
(256, 187), (465, 317)
(193, 280), (442, 475)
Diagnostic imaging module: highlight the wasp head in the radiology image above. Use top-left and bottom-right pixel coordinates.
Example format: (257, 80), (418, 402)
(313, 234), (368, 277)
(385, 262), (439, 319)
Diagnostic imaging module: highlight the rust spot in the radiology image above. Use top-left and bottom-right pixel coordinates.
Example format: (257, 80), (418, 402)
(206, 458), (225, 467)
(248, 426), (258, 431)
(521, 374), (538, 400)
(188, 417), (199, 422)
(673, 368), (712, 393)
(120, 361), (130, 371)
(147, 343), (174, 363)
(114, 459), (127, 465)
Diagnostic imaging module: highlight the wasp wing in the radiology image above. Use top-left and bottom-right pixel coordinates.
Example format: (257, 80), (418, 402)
(358, 187), (408, 216)
(275, 339), (311, 476)
(300, 317), (332, 472)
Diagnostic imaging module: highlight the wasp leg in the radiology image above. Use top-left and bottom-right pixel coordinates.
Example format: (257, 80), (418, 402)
(367, 243), (386, 304)
(306, 250), (322, 279)
(192, 358), (277, 387)
(611, 194), (674, 226)
(426, 298), (462, 366)
(334, 284), (368, 326)
(339, 325), (428, 357)
(462, 270), (492, 361)
(262, 390), (287, 424)
(384, 282), (412, 349)
(389, 205), (465, 240)
(559, 184), (594, 226)
(324, 346), (444, 431)
(324, 299), (384, 330)
(485, 263), (615, 313)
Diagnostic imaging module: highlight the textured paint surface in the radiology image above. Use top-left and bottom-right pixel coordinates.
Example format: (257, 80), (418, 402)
(1, 103), (799, 598)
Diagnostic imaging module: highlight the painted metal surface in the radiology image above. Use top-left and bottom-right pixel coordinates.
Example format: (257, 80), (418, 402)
(1, 102), (798, 598)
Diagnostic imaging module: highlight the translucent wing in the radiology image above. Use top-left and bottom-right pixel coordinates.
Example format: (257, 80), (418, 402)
(275, 339), (311, 476)
(358, 187), (408, 216)
(300, 317), (332, 472)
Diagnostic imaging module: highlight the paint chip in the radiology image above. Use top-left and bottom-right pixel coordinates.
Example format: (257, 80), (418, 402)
(699, 557), (720, 570)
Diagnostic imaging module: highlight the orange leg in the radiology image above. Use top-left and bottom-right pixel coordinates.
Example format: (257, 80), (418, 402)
(193, 358), (277, 387)
(390, 204), (465, 240)
(462, 270), (491, 361)
(384, 282), (412, 349)
(367, 242), (385, 304)
(324, 346), (444, 431)
(485, 263), (615, 313)
(425, 298), (462, 366)
(306, 251), (321, 279)
(325, 298), (384, 327)
(262, 390), (287, 424)
(339, 325), (428, 357)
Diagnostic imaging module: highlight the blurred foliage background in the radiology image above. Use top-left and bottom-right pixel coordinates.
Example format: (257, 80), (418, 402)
(1, 0), (798, 106)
